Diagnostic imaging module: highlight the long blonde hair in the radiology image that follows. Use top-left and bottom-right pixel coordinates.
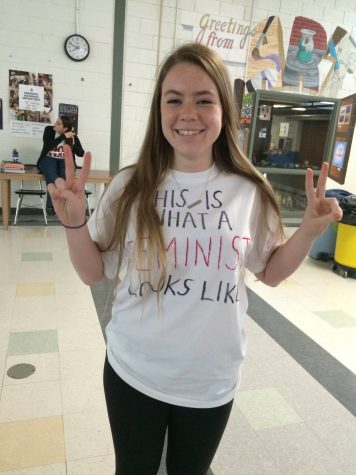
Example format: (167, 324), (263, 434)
(102, 42), (284, 286)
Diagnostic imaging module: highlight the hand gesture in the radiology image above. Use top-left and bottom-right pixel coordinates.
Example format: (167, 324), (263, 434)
(301, 162), (343, 239)
(47, 144), (91, 227)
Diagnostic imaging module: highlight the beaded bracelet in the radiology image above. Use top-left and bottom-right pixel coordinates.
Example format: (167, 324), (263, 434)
(63, 219), (87, 229)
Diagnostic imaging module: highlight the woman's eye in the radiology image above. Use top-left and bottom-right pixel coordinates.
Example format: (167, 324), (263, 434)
(198, 99), (212, 104)
(167, 99), (180, 104)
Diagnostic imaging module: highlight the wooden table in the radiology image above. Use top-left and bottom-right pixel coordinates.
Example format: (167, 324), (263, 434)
(0, 167), (114, 229)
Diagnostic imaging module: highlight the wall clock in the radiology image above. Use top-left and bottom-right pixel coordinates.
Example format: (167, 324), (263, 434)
(64, 34), (90, 62)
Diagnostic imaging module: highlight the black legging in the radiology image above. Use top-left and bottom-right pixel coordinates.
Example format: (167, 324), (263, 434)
(103, 357), (233, 475)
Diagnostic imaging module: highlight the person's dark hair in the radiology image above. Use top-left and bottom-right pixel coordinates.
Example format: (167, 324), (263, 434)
(60, 115), (73, 132)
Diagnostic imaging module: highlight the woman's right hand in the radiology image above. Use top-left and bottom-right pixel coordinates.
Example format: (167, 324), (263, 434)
(47, 144), (91, 227)
(64, 131), (75, 139)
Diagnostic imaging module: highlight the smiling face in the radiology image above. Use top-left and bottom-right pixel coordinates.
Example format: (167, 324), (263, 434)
(160, 62), (223, 172)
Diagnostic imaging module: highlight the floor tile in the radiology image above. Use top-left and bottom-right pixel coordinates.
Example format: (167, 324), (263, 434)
(236, 387), (302, 430)
(57, 324), (104, 352)
(66, 454), (115, 474)
(8, 329), (58, 356)
(24, 229), (51, 239)
(306, 415), (356, 466)
(16, 282), (55, 297)
(18, 262), (54, 282)
(314, 310), (356, 328)
(0, 463), (66, 474)
(0, 381), (62, 422)
(11, 295), (56, 317)
(59, 348), (106, 380)
(342, 464), (356, 475)
(63, 410), (113, 461)
(0, 416), (65, 471)
(212, 403), (282, 474)
(0, 326), (11, 355)
(256, 423), (346, 475)
(21, 252), (53, 262)
(11, 309), (57, 332)
(278, 375), (352, 421)
(61, 376), (107, 414)
(4, 353), (60, 386)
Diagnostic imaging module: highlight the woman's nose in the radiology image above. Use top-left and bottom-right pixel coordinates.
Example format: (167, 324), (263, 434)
(180, 102), (197, 120)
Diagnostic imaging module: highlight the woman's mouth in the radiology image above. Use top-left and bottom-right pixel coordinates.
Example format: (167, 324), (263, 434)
(176, 129), (203, 136)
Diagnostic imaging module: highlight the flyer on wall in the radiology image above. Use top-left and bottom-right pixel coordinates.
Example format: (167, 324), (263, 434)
(59, 103), (79, 133)
(9, 69), (53, 137)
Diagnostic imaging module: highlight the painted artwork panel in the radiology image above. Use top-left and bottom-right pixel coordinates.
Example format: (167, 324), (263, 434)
(246, 16), (285, 92)
(282, 16), (327, 92)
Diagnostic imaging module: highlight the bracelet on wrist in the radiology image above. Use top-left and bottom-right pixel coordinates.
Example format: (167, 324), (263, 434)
(63, 218), (87, 229)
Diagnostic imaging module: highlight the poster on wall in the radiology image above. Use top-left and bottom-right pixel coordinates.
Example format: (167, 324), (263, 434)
(9, 69), (53, 137)
(0, 99), (3, 130)
(259, 105), (271, 120)
(331, 140), (347, 168)
(337, 103), (353, 130)
(58, 103), (79, 133)
(279, 122), (289, 137)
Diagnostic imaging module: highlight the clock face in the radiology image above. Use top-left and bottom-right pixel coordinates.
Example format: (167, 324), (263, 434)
(64, 34), (90, 62)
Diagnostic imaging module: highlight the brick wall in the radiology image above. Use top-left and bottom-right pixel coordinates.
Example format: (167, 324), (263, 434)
(289, 16), (327, 51)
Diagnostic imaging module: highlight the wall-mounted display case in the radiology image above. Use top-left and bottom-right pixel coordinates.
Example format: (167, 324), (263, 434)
(329, 93), (356, 184)
(246, 90), (340, 222)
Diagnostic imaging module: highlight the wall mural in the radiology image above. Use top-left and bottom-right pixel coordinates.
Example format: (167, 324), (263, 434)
(245, 15), (355, 97)
(321, 27), (356, 97)
(245, 16), (284, 92)
(283, 16), (327, 91)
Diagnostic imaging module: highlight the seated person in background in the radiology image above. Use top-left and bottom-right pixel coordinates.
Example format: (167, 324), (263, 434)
(269, 142), (279, 155)
(37, 115), (84, 209)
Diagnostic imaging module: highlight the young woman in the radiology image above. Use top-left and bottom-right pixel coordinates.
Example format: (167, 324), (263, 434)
(37, 115), (84, 208)
(48, 43), (342, 475)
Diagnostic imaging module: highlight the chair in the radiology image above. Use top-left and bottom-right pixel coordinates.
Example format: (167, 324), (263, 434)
(14, 174), (48, 225)
(85, 189), (92, 216)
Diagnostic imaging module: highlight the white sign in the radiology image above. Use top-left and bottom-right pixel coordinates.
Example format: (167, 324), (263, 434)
(279, 122), (289, 137)
(19, 84), (44, 111)
(10, 120), (46, 137)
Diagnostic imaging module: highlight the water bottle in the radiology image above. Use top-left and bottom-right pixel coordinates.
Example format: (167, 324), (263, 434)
(12, 148), (19, 163)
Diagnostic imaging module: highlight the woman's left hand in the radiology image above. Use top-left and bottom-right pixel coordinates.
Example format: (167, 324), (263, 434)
(301, 162), (343, 239)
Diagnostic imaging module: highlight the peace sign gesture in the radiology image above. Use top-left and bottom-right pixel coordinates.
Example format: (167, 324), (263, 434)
(301, 162), (343, 238)
(47, 144), (92, 227)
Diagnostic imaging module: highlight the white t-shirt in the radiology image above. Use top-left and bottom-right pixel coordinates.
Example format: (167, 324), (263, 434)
(87, 164), (281, 408)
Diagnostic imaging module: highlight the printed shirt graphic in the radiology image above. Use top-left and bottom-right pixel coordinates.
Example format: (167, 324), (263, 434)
(87, 165), (280, 408)
(47, 134), (65, 159)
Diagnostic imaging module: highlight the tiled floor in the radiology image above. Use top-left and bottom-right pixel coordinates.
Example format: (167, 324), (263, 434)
(0, 224), (355, 474)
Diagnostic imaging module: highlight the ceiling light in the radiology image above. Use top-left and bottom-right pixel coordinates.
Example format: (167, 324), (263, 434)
(291, 107), (306, 111)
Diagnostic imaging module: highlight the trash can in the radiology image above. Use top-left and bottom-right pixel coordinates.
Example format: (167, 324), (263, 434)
(333, 194), (356, 278)
(309, 189), (352, 261)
